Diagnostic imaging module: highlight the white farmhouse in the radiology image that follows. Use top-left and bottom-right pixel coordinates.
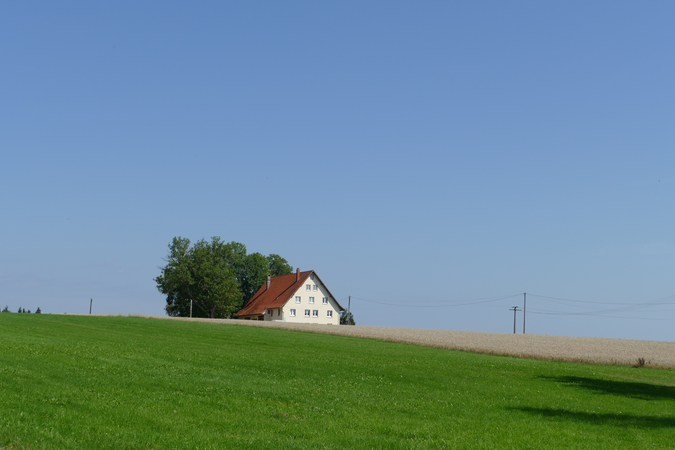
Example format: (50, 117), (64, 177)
(234, 269), (343, 324)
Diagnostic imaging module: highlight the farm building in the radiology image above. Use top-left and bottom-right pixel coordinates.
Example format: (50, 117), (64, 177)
(234, 269), (343, 325)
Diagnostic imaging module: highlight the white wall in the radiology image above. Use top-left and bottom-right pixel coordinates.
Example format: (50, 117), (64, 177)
(272, 273), (340, 325)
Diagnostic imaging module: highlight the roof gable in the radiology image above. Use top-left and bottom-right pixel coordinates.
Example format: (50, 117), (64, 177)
(309, 272), (343, 311)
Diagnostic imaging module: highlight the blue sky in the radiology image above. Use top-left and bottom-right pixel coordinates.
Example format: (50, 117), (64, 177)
(2, 1), (674, 341)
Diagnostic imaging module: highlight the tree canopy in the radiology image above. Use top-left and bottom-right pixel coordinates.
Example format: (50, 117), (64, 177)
(155, 237), (293, 318)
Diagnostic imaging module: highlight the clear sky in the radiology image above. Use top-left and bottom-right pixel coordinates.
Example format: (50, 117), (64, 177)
(2, 1), (674, 341)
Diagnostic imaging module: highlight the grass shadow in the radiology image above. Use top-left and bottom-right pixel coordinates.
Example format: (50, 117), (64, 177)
(511, 407), (675, 429)
(537, 376), (675, 401)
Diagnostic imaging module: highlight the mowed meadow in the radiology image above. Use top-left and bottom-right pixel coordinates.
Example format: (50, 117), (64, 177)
(1, 315), (674, 449)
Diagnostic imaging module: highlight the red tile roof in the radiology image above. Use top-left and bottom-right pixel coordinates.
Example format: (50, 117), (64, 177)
(233, 270), (343, 317)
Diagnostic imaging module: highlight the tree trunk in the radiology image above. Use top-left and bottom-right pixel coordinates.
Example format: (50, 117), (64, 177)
(210, 305), (216, 319)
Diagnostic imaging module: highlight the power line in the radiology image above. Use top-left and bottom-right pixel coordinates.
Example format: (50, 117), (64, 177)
(528, 310), (674, 321)
(353, 293), (522, 304)
(528, 304), (672, 316)
(526, 293), (675, 319)
(348, 291), (675, 322)
(350, 293), (522, 308)
(528, 293), (675, 306)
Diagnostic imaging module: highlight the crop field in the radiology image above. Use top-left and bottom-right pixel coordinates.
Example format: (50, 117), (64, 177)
(1, 315), (674, 449)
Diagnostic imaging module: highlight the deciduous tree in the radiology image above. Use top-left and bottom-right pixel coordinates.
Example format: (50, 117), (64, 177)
(237, 252), (270, 304)
(267, 254), (293, 277)
(155, 237), (293, 317)
(155, 237), (241, 319)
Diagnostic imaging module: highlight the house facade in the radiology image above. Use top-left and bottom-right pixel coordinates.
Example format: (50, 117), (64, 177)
(233, 269), (343, 325)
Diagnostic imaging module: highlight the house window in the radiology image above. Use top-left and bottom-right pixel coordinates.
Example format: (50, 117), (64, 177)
(310, 273), (314, 280)
(309, 297), (314, 304)
(295, 296), (301, 303)
(278, 309), (281, 316)
(290, 309), (296, 317)
(306, 284), (311, 291)
(322, 297), (328, 304)
(304, 309), (310, 317)
(312, 310), (318, 318)
(327, 310), (333, 318)
(267, 310), (272, 315)
(313, 285), (318, 291)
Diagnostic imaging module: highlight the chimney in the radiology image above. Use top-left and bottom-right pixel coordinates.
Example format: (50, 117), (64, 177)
(266, 275), (271, 290)
(296, 268), (300, 281)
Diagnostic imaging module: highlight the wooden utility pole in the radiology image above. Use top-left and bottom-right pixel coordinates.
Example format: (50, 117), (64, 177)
(510, 306), (521, 334)
(90, 298), (92, 315)
(190, 300), (193, 318)
(523, 292), (526, 334)
(348, 296), (351, 316)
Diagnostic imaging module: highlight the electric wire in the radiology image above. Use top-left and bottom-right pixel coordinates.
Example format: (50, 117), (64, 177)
(347, 291), (675, 321)
(527, 310), (673, 321)
(351, 293), (522, 308)
(528, 293), (675, 306)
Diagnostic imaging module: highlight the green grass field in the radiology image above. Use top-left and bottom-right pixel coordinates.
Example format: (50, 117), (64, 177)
(1, 315), (674, 449)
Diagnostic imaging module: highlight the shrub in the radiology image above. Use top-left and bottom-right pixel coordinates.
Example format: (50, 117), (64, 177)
(340, 311), (356, 325)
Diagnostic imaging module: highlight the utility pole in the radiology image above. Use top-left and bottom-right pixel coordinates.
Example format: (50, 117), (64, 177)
(348, 296), (351, 316)
(523, 292), (526, 334)
(90, 298), (92, 315)
(190, 300), (193, 318)
(510, 306), (521, 334)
